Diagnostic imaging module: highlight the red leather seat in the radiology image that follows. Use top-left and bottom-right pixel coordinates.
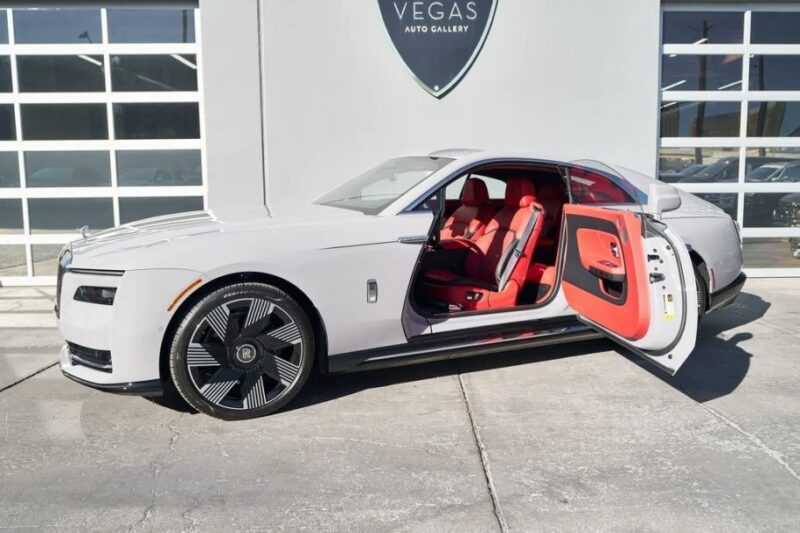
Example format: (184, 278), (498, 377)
(440, 177), (493, 241)
(534, 181), (567, 262)
(423, 178), (545, 311)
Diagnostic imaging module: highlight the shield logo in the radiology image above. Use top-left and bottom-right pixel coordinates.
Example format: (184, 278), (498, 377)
(378, 0), (498, 98)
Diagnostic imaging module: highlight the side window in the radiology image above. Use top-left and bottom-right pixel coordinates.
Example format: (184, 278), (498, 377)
(444, 174), (505, 201)
(569, 168), (633, 205)
(445, 176), (466, 200)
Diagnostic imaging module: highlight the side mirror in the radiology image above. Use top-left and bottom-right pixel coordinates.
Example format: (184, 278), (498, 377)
(646, 182), (682, 215)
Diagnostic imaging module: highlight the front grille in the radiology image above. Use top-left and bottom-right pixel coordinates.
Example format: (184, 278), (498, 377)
(68, 342), (112, 372)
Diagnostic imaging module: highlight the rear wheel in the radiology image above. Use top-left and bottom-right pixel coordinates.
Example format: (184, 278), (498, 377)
(168, 282), (314, 420)
(694, 265), (708, 321)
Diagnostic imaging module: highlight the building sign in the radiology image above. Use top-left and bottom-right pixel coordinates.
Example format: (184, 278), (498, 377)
(378, 0), (498, 98)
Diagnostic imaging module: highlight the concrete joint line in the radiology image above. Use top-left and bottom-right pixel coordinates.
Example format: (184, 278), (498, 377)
(0, 361), (58, 395)
(698, 402), (800, 485)
(456, 366), (509, 533)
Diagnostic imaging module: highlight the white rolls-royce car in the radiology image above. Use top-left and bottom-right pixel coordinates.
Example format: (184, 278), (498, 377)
(56, 150), (746, 420)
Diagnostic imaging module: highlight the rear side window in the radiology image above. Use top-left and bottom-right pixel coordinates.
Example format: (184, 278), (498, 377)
(569, 167), (634, 205)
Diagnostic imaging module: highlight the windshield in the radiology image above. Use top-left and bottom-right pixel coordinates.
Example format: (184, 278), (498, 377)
(315, 156), (453, 215)
(747, 165), (782, 181)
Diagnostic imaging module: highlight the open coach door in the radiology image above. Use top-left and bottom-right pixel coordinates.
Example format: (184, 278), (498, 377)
(560, 164), (697, 375)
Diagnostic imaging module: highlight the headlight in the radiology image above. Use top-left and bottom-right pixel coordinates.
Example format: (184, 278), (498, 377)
(74, 286), (117, 306)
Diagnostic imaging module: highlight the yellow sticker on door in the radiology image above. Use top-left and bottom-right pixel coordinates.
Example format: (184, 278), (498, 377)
(663, 293), (675, 320)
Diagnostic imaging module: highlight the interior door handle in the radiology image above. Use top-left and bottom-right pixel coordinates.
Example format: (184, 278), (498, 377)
(587, 259), (626, 283)
(398, 235), (428, 244)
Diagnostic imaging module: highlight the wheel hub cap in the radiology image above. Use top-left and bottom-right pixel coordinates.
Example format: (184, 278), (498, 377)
(231, 340), (260, 369)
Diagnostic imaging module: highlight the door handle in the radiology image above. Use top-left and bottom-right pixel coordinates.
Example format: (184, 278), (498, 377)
(610, 242), (619, 258)
(398, 235), (429, 244)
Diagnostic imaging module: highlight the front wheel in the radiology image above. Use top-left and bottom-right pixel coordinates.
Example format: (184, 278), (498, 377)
(168, 282), (314, 420)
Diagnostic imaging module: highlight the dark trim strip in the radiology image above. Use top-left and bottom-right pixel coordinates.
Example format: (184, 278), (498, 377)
(329, 317), (600, 373)
(61, 370), (163, 396)
(67, 268), (125, 277)
(709, 272), (746, 312)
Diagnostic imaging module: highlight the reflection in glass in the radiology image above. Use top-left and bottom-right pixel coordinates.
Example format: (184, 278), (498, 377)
(108, 9), (195, 43)
(111, 55), (198, 92)
(751, 12), (800, 44)
(658, 147), (739, 182)
(21, 104), (107, 140)
(0, 199), (23, 234)
(113, 103), (200, 139)
(0, 105), (16, 140)
(0, 57), (11, 92)
(13, 9), (101, 44)
(17, 55), (105, 92)
(747, 102), (800, 137)
(0, 152), (19, 187)
(32, 245), (64, 277)
(660, 101), (740, 137)
(745, 148), (800, 182)
(0, 12), (8, 44)
(744, 193), (798, 228)
(662, 11), (743, 44)
(749, 56), (800, 91)
(661, 55), (742, 91)
(744, 238), (800, 268)
(117, 150), (201, 186)
(28, 198), (113, 234)
(0, 246), (27, 277)
(696, 193), (738, 220)
(25, 151), (111, 187)
(119, 196), (204, 224)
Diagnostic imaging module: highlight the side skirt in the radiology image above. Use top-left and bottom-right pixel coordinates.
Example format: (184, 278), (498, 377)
(328, 317), (602, 373)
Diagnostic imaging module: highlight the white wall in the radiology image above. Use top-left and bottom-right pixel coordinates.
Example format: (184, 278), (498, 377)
(258, 0), (662, 205)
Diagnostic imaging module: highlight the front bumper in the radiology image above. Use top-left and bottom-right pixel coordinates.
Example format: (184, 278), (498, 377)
(709, 272), (746, 312)
(57, 268), (206, 394)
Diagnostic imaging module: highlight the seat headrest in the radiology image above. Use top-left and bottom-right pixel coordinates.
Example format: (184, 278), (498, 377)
(461, 177), (489, 206)
(505, 177), (536, 208)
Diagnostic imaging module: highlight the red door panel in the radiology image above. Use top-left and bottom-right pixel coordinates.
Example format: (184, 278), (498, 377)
(561, 205), (650, 341)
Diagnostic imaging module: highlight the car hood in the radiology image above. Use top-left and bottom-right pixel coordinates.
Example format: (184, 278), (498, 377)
(68, 203), (365, 270)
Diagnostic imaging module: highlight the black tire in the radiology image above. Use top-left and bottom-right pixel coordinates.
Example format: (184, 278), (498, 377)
(694, 265), (708, 322)
(168, 282), (314, 420)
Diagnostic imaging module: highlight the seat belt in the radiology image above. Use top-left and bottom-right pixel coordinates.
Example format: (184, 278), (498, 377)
(496, 208), (541, 292)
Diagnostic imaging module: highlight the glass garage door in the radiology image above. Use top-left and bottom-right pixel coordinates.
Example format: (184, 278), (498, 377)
(0, 4), (204, 285)
(660, 4), (800, 276)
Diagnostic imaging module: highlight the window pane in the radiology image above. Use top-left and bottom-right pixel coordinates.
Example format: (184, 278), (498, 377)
(662, 12), (743, 44)
(0, 199), (23, 234)
(695, 193), (738, 220)
(111, 54), (198, 92)
(660, 101), (740, 137)
(744, 193), (798, 228)
(117, 150), (201, 186)
(108, 9), (195, 43)
(747, 102), (800, 137)
(745, 148), (800, 183)
(0, 246), (26, 277)
(31, 244), (64, 277)
(25, 151), (111, 187)
(0, 12), (8, 44)
(749, 56), (800, 91)
(0, 57), (11, 92)
(0, 104), (16, 140)
(28, 198), (113, 234)
(569, 167), (633, 204)
(17, 55), (105, 92)
(661, 55), (742, 91)
(751, 12), (800, 44)
(113, 103), (199, 139)
(658, 147), (739, 183)
(744, 238), (800, 268)
(21, 104), (107, 141)
(119, 196), (204, 224)
(13, 9), (101, 44)
(0, 152), (19, 187)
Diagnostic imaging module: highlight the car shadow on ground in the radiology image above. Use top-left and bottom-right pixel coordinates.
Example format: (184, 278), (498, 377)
(616, 291), (769, 403)
(148, 291), (770, 415)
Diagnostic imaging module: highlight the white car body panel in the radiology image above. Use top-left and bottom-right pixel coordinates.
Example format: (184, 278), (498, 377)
(56, 149), (744, 389)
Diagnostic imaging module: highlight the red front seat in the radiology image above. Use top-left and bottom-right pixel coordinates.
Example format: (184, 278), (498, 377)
(440, 177), (493, 241)
(422, 178), (545, 311)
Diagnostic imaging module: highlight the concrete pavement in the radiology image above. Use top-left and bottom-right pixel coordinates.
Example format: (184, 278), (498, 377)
(0, 279), (799, 531)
